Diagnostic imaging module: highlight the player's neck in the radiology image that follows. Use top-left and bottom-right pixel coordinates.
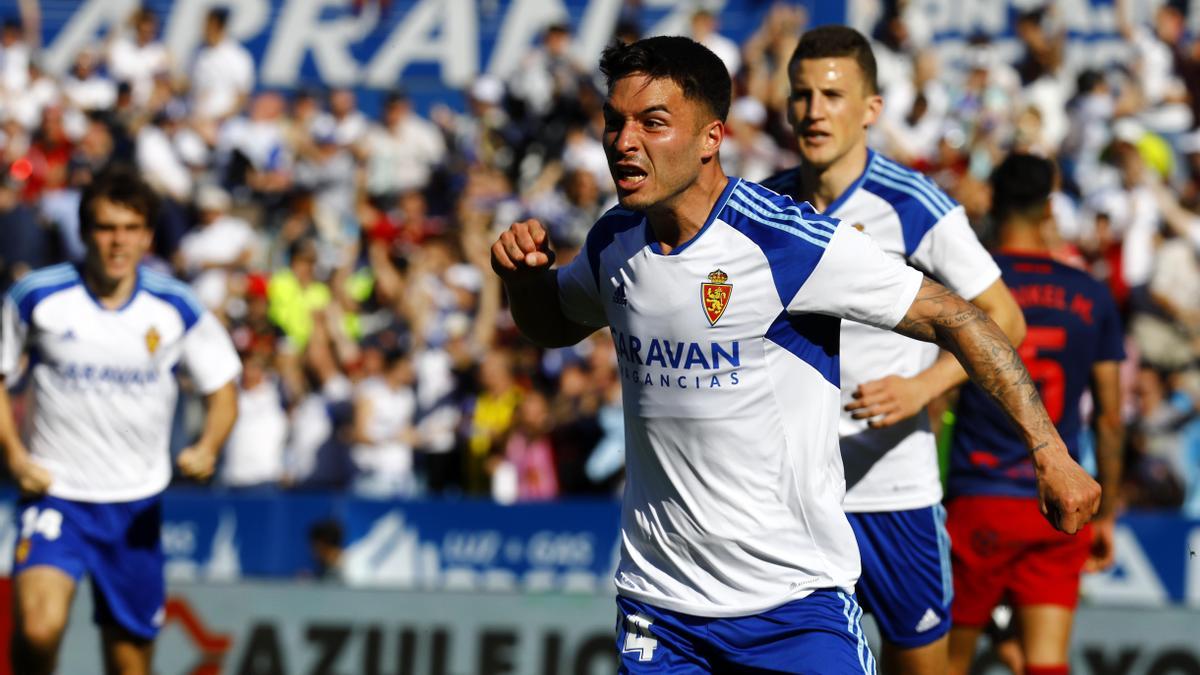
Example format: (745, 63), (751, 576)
(997, 222), (1048, 254)
(800, 144), (868, 212)
(645, 171), (730, 254)
(83, 266), (139, 310)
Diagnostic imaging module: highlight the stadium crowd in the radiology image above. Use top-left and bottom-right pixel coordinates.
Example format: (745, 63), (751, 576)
(0, 1), (1199, 514)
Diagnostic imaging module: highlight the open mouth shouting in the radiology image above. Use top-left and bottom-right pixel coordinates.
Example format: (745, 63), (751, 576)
(614, 162), (649, 191)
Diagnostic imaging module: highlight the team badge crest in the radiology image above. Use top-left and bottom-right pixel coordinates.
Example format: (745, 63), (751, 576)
(701, 269), (732, 326)
(15, 538), (30, 564)
(145, 327), (161, 355)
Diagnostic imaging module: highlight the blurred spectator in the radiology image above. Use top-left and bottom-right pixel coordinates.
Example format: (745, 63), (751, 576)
(494, 390), (559, 503)
(465, 349), (522, 496)
(321, 88), (368, 149)
(529, 166), (606, 249)
(175, 184), (257, 312)
(434, 76), (514, 174)
(351, 347), (418, 497)
(1127, 366), (1188, 509)
(62, 49), (117, 114)
(508, 22), (585, 119)
(364, 90), (446, 202)
(1116, 0), (1193, 136)
(191, 8), (254, 122)
(284, 362), (354, 489)
(21, 105), (75, 204)
(0, 17), (30, 98)
(217, 91), (291, 199)
(0, 175), (50, 289)
(219, 352), (288, 489)
(690, 10), (740, 77)
(307, 519), (346, 582)
(294, 116), (357, 240)
(268, 238), (331, 351)
(106, 7), (172, 108)
(876, 50), (949, 165)
(8, 60), (61, 132)
(136, 102), (192, 203)
(723, 96), (784, 182)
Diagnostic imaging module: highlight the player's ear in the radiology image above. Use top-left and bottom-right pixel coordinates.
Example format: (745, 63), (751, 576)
(700, 119), (724, 160)
(863, 91), (883, 127)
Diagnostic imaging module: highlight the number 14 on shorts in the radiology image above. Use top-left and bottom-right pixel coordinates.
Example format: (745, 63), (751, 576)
(21, 506), (64, 541)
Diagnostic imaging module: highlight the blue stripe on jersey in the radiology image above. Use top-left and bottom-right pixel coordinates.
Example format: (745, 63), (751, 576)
(140, 269), (202, 330)
(8, 263), (81, 323)
(765, 311), (839, 386)
(725, 200), (831, 249)
(734, 182), (837, 234)
(872, 155), (956, 213)
(861, 173), (949, 257)
(864, 169), (949, 224)
(722, 182), (834, 307)
(584, 207), (643, 292)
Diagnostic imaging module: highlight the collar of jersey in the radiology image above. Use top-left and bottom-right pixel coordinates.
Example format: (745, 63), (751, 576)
(644, 177), (740, 256)
(78, 263), (143, 312)
(821, 148), (876, 216)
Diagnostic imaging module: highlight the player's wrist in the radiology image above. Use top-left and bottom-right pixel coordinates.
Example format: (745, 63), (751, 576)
(1029, 439), (1070, 471)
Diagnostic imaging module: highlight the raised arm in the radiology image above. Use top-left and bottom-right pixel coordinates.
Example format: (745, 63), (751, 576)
(893, 277), (1100, 534)
(491, 219), (596, 348)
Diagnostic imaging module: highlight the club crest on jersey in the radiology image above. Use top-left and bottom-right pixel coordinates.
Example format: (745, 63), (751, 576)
(145, 327), (161, 355)
(701, 269), (732, 326)
(15, 538), (30, 564)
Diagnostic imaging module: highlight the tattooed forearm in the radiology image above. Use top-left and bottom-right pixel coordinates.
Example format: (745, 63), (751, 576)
(893, 278), (1057, 453)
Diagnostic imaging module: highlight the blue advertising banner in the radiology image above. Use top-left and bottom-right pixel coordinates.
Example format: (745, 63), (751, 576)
(23, 0), (846, 115)
(0, 489), (1197, 606)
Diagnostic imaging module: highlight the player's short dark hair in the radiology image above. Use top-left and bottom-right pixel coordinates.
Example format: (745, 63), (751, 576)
(599, 36), (731, 123)
(790, 25), (879, 95)
(990, 153), (1055, 222)
(78, 165), (159, 233)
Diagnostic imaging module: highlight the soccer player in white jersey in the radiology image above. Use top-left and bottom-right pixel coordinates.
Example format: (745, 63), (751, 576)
(491, 36), (1097, 673)
(0, 167), (240, 675)
(759, 26), (1026, 674)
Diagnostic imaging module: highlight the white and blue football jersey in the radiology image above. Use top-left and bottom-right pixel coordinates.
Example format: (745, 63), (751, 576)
(557, 178), (923, 617)
(0, 264), (241, 502)
(762, 151), (1001, 513)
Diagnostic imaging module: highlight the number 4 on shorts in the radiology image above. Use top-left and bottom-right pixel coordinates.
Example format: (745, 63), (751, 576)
(622, 612), (658, 662)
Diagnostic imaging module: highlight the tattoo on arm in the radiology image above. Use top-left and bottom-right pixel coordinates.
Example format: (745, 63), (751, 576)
(894, 278), (1056, 452)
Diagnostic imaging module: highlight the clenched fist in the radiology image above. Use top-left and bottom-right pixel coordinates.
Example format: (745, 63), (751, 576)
(491, 219), (556, 284)
(1034, 444), (1102, 534)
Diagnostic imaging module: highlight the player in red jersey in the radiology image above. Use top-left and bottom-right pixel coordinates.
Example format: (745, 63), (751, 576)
(946, 154), (1125, 675)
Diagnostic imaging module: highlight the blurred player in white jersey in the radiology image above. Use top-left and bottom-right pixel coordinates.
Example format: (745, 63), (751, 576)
(491, 36), (1096, 673)
(0, 167), (240, 675)
(760, 26), (1026, 674)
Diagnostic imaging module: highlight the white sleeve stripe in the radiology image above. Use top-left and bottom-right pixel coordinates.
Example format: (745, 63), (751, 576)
(864, 169), (949, 219)
(725, 199), (830, 249)
(728, 189), (834, 240)
(8, 265), (77, 306)
(873, 156), (956, 212)
(733, 183), (837, 233)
